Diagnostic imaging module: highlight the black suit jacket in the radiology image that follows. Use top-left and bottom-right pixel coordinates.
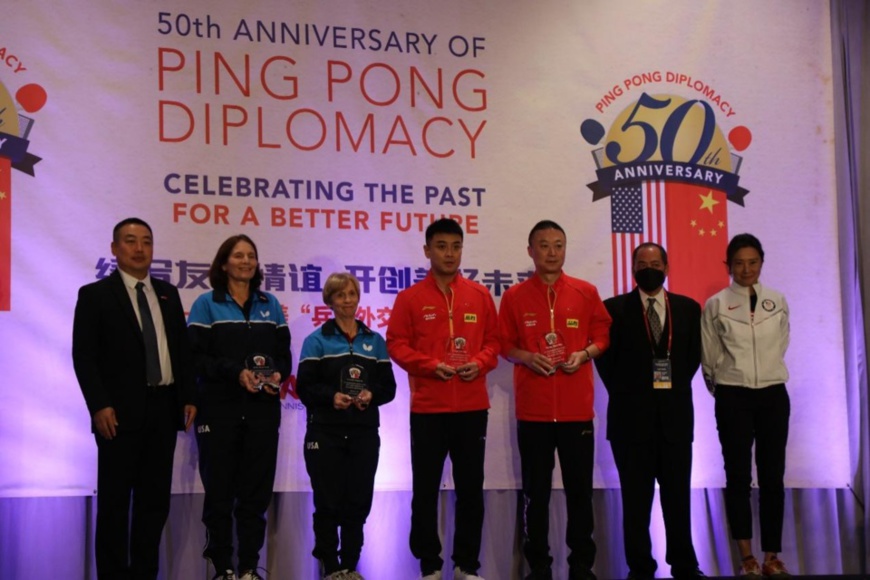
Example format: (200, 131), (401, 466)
(72, 269), (194, 431)
(595, 288), (701, 443)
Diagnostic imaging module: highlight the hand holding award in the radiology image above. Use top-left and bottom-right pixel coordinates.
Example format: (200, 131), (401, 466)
(538, 287), (567, 374)
(246, 353), (280, 395)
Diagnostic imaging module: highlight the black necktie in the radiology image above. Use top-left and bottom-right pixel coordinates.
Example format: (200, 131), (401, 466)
(647, 297), (662, 344)
(135, 282), (163, 386)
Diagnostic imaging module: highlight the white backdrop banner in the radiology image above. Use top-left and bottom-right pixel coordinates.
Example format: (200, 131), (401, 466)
(0, 0), (847, 496)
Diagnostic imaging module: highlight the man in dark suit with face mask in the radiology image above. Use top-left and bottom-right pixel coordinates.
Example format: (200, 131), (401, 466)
(594, 243), (704, 580)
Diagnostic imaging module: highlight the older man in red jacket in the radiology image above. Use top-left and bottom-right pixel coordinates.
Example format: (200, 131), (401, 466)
(499, 220), (611, 580)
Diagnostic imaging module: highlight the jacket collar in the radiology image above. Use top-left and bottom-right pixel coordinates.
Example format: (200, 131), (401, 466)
(424, 270), (464, 291)
(529, 271), (565, 291)
(729, 281), (762, 296)
(321, 318), (373, 337)
(108, 270), (143, 333)
(212, 287), (269, 303)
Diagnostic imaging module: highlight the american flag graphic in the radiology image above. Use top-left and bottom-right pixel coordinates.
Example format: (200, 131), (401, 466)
(610, 180), (667, 295)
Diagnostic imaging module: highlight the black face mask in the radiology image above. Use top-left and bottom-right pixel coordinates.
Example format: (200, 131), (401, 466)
(634, 267), (666, 293)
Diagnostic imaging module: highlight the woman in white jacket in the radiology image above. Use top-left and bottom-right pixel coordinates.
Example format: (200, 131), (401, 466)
(701, 234), (791, 579)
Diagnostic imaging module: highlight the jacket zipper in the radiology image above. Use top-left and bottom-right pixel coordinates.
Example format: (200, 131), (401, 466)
(750, 296), (758, 387)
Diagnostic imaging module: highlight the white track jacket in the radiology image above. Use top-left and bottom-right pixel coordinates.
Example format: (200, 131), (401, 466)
(701, 281), (789, 391)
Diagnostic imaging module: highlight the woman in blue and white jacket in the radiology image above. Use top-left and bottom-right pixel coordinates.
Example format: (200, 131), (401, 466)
(188, 234), (291, 580)
(701, 233), (791, 579)
(297, 272), (397, 580)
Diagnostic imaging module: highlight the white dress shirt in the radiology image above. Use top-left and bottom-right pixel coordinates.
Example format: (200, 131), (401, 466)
(118, 269), (174, 385)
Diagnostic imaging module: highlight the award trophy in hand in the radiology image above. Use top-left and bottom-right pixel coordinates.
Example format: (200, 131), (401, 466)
(538, 331), (567, 375)
(445, 336), (470, 370)
(341, 364), (368, 408)
(246, 353), (280, 394)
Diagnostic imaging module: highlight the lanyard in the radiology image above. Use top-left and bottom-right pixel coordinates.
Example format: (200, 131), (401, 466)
(443, 286), (456, 339)
(641, 291), (673, 357)
(547, 285), (557, 334)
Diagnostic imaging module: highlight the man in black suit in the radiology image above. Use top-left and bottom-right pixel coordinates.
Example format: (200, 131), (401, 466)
(73, 217), (196, 580)
(594, 243), (704, 580)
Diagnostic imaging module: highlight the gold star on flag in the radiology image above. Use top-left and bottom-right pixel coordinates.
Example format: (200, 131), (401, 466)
(699, 229), (706, 236)
(0, 191), (6, 201)
(690, 219), (697, 227)
(710, 229), (718, 236)
(718, 220), (725, 228)
(699, 191), (720, 214)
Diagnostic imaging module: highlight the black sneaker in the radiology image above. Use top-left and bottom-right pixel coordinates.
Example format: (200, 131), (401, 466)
(568, 569), (597, 580)
(525, 567), (553, 580)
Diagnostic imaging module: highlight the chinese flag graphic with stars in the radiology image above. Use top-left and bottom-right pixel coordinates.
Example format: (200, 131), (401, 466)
(665, 182), (730, 305)
(0, 158), (9, 310)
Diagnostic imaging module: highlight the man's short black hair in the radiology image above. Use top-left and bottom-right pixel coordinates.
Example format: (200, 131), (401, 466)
(425, 218), (464, 245)
(527, 220), (566, 247)
(112, 217), (152, 243)
(632, 242), (668, 265)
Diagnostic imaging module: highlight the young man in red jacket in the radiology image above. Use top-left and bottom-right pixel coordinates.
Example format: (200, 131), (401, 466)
(498, 220), (611, 580)
(387, 218), (500, 580)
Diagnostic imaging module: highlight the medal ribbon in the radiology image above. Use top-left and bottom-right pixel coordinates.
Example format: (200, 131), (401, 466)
(443, 286), (456, 340)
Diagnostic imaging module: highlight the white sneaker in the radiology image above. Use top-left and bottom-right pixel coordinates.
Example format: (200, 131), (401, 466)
(454, 567), (485, 580)
(420, 571), (442, 580)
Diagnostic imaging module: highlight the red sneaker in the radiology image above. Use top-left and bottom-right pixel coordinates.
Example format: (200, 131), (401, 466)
(740, 556), (763, 579)
(761, 557), (792, 577)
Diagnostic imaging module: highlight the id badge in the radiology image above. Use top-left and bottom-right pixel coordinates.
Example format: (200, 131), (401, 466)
(652, 358), (672, 389)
